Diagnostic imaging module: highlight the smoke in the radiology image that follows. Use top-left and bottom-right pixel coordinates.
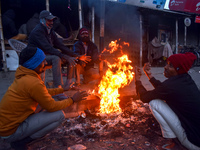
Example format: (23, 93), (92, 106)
(87, 0), (140, 43)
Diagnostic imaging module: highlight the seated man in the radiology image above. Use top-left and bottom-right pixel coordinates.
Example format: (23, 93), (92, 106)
(135, 52), (200, 150)
(0, 46), (88, 150)
(28, 10), (90, 88)
(73, 27), (102, 85)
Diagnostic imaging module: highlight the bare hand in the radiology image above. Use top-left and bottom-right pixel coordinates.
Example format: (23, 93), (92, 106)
(79, 54), (91, 63)
(62, 55), (77, 66)
(135, 66), (142, 81)
(72, 91), (88, 103)
(143, 62), (153, 79)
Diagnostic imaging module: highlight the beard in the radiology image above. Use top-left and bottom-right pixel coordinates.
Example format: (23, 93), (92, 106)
(81, 36), (90, 43)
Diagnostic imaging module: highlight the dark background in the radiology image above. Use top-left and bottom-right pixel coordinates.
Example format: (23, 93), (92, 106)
(2, 0), (86, 33)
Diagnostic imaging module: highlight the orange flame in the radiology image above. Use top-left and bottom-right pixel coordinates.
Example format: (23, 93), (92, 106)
(98, 40), (134, 114)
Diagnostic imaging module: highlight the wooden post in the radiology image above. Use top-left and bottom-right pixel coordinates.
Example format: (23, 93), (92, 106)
(139, 14), (143, 67)
(46, 0), (49, 11)
(92, 6), (95, 43)
(0, 1), (7, 72)
(78, 0), (82, 28)
(99, 0), (105, 74)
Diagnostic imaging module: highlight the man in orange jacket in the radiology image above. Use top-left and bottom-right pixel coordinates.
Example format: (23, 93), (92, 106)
(0, 46), (88, 150)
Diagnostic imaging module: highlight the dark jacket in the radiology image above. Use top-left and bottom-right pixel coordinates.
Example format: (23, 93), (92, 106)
(135, 73), (200, 147)
(2, 9), (18, 39)
(73, 40), (100, 68)
(28, 23), (77, 58)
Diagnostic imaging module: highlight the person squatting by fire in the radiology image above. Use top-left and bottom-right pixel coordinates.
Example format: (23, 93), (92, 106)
(0, 46), (88, 150)
(135, 52), (200, 150)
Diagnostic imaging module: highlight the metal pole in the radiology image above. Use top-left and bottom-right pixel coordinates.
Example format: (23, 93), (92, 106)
(139, 14), (143, 67)
(92, 6), (95, 43)
(78, 0), (82, 28)
(46, 0), (49, 11)
(0, 1), (7, 72)
(175, 19), (178, 54)
(184, 25), (187, 46)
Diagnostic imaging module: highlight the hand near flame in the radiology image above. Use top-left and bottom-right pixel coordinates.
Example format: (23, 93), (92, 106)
(135, 66), (142, 81)
(143, 62), (153, 79)
(72, 91), (88, 103)
(62, 55), (77, 66)
(78, 54), (91, 63)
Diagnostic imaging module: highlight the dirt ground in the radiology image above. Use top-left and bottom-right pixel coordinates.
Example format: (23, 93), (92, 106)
(0, 68), (190, 150)
(0, 98), (187, 150)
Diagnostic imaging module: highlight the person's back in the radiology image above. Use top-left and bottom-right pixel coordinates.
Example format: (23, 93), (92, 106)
(2, 9), (18, 39)
(26, 13), (40, 36)
(53, 18), (68, 38)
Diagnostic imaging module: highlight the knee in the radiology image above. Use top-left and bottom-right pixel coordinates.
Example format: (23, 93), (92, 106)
(52, 56), (62, 64)
(149, 99), (165, 111)
(56, 110), (66, 123)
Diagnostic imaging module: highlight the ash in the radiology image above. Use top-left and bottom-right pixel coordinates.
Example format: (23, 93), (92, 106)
(44, 100), (165, 150)
(0, 100), (176, 150)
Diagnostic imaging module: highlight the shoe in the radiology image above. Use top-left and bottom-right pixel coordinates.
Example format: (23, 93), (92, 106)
(162, 142), (175, 150)
(10, 137), (33, 150)
(162, 138), (186, 150)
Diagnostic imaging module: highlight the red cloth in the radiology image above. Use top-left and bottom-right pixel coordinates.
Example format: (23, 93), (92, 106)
(79, 28), (88, 35)
(167, 52), (197, 74)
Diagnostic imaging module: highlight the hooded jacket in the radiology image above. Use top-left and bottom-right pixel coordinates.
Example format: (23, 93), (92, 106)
(0, 66), (73, 136)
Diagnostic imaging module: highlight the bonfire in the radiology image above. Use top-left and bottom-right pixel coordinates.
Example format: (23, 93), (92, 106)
(97, 40), (134, 114)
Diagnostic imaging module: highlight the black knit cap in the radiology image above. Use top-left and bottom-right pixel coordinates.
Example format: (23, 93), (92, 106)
(19, 46), (37, 65)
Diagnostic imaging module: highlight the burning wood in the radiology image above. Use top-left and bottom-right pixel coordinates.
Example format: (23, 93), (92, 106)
(97, 40), (134, 114)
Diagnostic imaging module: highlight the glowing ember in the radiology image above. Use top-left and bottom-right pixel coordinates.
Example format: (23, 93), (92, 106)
(98, 40), (134, 114)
